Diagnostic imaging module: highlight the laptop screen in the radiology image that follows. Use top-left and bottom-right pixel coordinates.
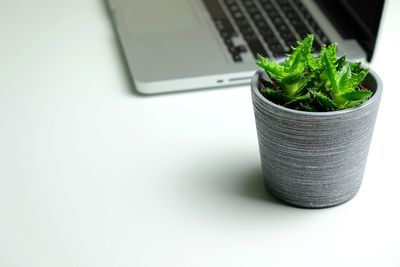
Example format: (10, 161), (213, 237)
(315, 0), (385, 61)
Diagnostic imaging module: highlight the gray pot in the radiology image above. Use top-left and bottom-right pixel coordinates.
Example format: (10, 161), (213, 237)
(251, 69), (382, 208)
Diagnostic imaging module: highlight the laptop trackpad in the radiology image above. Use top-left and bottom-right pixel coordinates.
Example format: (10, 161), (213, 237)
(119, 0), (200, 35)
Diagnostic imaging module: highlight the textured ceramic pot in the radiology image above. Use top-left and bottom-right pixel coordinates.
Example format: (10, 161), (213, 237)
(251, 69), (382, 208)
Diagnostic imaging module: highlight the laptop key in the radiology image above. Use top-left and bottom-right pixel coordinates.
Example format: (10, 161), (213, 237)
(243, 0), (255, 7)
(203, 0), (238, 38)
(240, 25), (255, 35)
(291, 18), (304, 28)
(252, 12), (263, 21)
(260, 0), (274, 10)
(280, 3), (293, 13)
(281, 31), (296, 41)
(224, 27), (239, 37)
(243, 32), (259, 42)
(232, 11), (245, 19)
(229, 45), (248, 55)
(271, 17), (285, 28)
(236, 17), (250, 27)
(226, 2), (240, 13)
(276, 23), (290, 33)
(248, 6), (259, 15)
(232, 53), (243, 62)
(263, 35), (280, 47)
(255, 20), (269, 29)
(259, 28), (274, 38)
(247, 41), (267, 58)
(228, 45), (238, 54)
(275, 0), (290, 4)
(236, 45), (247, 53)
(224, 37), (234, 46)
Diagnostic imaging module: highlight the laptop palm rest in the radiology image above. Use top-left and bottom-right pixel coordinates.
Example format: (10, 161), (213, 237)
(119, 0), (200, 35)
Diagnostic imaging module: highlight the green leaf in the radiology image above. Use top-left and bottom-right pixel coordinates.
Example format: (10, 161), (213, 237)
(307, 53), (320, 70)
(298, 72), (317, 90)
(281, 73), (302, 85)
(283, 34), (314, 74)
(348, 69), (369, 90)
(300, 103), (317, 112)
(336, 56), (347, 71)
(339, 90), (372, 101)
(350, 62), (362, 73)
(315, 92), (338, 111)
(261, 87), (291, 105)
(338, 63), (351, 90)
(256, 54), (284, 80)
(320, 44), (339, 92)
(307, 81), (322, 95)
(285, 93), (311, 106)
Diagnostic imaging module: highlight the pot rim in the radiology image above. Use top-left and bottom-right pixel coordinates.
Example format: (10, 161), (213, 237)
(251, 67), (382, 116)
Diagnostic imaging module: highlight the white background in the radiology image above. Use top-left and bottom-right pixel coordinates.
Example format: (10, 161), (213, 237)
(0, 0), (399, 266)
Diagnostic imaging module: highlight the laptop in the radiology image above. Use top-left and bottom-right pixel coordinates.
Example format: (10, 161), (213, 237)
(106, 0), (386, 94)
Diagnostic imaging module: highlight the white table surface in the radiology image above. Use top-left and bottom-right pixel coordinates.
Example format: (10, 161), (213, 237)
(1, 1), (400, 266)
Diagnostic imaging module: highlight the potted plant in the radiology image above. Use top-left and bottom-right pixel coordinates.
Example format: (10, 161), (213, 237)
(251, 34), (382, 208)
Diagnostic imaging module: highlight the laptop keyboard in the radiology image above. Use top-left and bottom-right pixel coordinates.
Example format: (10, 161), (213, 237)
(203, 0), (330, 62)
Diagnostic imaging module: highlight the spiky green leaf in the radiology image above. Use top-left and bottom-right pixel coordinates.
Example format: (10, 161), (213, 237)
(307, 53), (320, 70)
(350, 62), (362, 73)
(320, 44), (339, 92)
(339, 90), (372, 101)
(349, 68), (369, 90)
(338, 63), (351, 90)
(281, 74), (302, 85)
(256, 54), (284, 80)
(261, 87), (290, 105)
(285, 93), (311, 106)
(283, 34), (314, 74)
(336, 56), (347, 71)
(300, 103), (317, 112)
(315, 92), (338, 111)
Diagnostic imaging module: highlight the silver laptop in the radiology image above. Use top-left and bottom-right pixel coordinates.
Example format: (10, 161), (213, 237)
(106, 0), (386, 94)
